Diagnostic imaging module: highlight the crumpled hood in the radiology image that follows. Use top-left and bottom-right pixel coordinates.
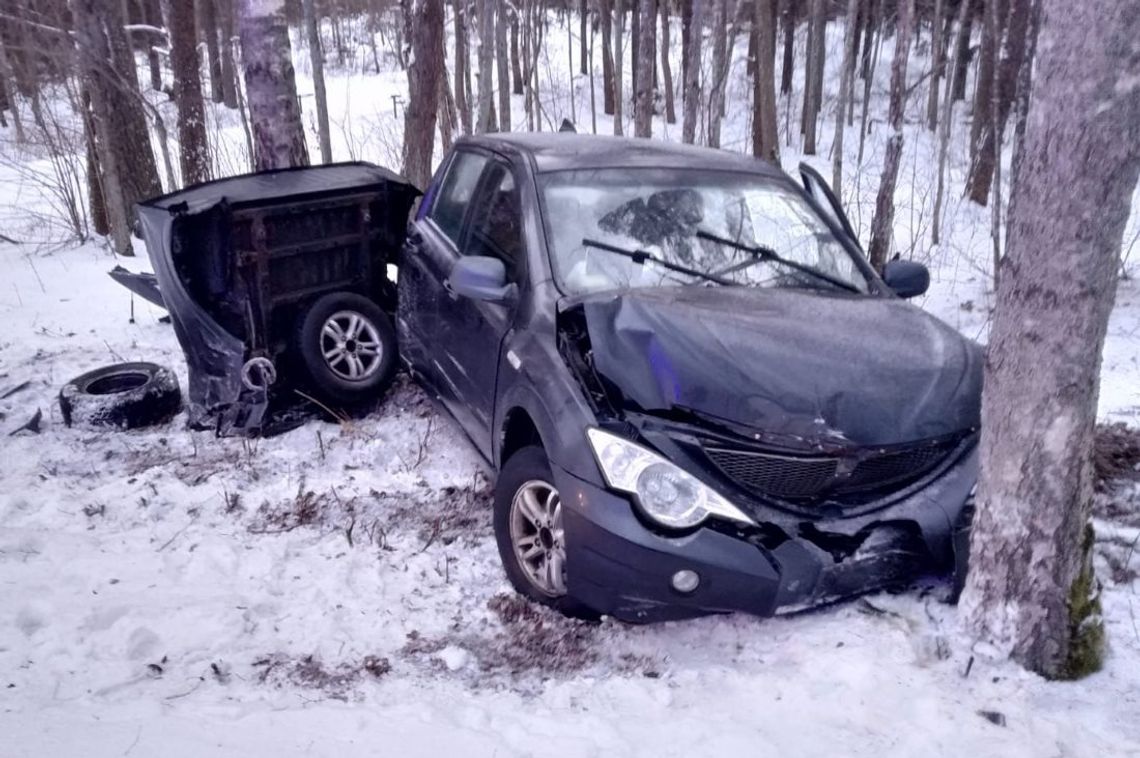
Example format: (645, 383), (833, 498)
(576, 287), (982, 447)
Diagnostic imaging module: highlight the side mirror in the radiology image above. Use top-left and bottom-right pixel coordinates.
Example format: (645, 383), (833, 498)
(882, 259), (930, 299)
(448, 256), (515, 302)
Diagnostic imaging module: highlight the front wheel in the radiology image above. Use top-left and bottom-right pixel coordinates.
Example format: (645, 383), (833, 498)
(493, 445), (596, 618)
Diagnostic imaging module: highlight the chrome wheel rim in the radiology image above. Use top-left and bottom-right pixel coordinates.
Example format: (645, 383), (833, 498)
(320, 310), (383, 381)
(509, 479), (567, 597)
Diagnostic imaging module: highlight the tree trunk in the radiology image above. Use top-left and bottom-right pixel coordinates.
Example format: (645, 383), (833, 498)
(634, 0), (655, 136)
(238, 0), (310, 170)
(925, 0), (944, 130)
(966, 0), (1031, 205)
(106, 0), (163, 203)
(681, 0), (703, 142)
(0, 35), (24, 143)
(403, 0), (444, 189)
(857, 0), (882, 164)
(511, 13), (525, 95)
(801, 0), (825, 153)
(601, 0), (616, 113)
(477, 0), (496, 131)
(614, 0), (626, 135)
(932, 0), (971, 245)
(752, 0), (779, 161)
(303, 0), (333, 164)
(661, 0), (676, 123)
(631, 0), (641, 101)
(172, 0), (212, 185)
(580, 0), (589, 74)
(951, 0), (973, 101)
(199, 0), (225, 102)
(866, 0), (912, 270)
(454, 0), (473, 132)
(217, 0), (239, 108)
(831, 0), (860, 191)
(779, 0), (794, 95)
(497, 0), (512, 131)
(969, 0), (1003, 160)
(961, 0), (1139, 681)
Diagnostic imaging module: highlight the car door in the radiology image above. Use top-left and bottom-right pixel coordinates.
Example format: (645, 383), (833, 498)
(432, 159), (526, 457)
(799, 163), (860, 246)
(398, 149), (490, 406)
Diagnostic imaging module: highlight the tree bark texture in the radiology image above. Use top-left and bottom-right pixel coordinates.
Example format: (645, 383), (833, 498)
(613, 0), (626, 135)
(866, 0), (912, 270)
(801, 0), (825, 153)
(172, 0), (212, 185)
(634, 0), (656, 136)
(779, 0), (794, 95)
(661, 0), (676, 123)
(960, 0), (1140, 680)
(706, 0), (728, 148)
(402, 0), (444, 189)
(496, 0), (511, 131)
(925, 0), (944, 130)
(751, 0), (778, 161)
(238, 0), (310, 170)
(951, 0), (972, 101)
(199, 0), (226, 102)
(601, 0), (616, 114)
(476, 0), (495, 131)
(217, 0), (240, 108)
(303, 0), (333, 163)
(831, 0), (860, 190)
(969, 0), (1004, 160)
(453, 0), (473, 132)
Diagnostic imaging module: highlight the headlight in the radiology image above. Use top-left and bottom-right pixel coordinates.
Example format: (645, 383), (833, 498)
(586, 427), (755, 529)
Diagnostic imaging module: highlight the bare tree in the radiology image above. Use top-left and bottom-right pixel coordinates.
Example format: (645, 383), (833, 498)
(681, 0), (704, 143)
(961, 0), (1140, 680)
(801, 0), (824, 154)
(217, 0), (239, 108)
(932, 0), (971, 245)
(580, 0), (589, 74)
(476, 0), (495, 130)
(402, 0), (444, 188)
(831, 0), (860, 190)
(303, 0), (332, 163)
(172, 0), (211, 185)
(969, 0), (1003, 161)
(199, 0), (225, 102)
(751, 0), (778, 161)
(511, 11), (524, 94)
(866, 0), (912, 270)
(950, 0), (973, 101)
(238, 0), (309, 169)
(142, 0), (164, 91)
(601, 0), (616, 113)
(925, 0), (945, 130)
(706, 0), (728, 147)
(634, 0), (655, 136)
(453, 0), (473, 132)
(496, 0), (511, 131)
(613, 0), (625, 135)
(660, 0), (676, 123)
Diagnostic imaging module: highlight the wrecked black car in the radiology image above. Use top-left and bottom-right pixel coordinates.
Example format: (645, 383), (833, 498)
(134, 163), (419, 433)
(400, 134), (981, 621)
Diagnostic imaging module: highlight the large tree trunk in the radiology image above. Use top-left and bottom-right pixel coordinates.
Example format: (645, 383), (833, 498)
(961, 0), (1140, 681)
(966, 0), (1031, 205)
(303, 0), (333, 163)
(801, 0), (825, 154)
(453, 0), (473, 132)
(866, 0), (912, 270)
(238, 0), (310, 169)
(681, 0), (703, 142)
(477, 0), (495, 131)
(634, 0), (655, 136)
(660, 0), (676, 123)
(601, 0), (616, 114)
(831, 0), (860, 191)
(172, 0), (212, 185)
(402, 0), (444, 189)
(217, 0), (239, 108)
(199, 0), (225, 103)
(751, 0), (778, 161)
(496, 0), (512, 131)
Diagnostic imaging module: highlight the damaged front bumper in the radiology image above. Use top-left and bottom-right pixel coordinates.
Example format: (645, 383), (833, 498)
(554, 445), (977, 623)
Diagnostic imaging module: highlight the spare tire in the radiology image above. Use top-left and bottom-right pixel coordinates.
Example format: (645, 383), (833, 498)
(295, 292), (397, 405)
(59, 362), (182, 430)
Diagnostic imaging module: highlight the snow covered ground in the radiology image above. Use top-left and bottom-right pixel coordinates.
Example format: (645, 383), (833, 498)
(2, 14), (1140, 757)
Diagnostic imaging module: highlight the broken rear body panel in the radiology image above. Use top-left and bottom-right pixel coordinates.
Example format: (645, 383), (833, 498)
(136, 163), (419, 434)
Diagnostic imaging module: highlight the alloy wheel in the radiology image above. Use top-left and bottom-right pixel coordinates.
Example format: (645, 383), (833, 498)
(509, 479), (567, 597)
(320, 310), (383, 381)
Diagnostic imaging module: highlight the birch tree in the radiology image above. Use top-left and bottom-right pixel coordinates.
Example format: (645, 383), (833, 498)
(238, 0), (309, 169)
(961, 0), (1140, 680)
(866, 0), (912, 270)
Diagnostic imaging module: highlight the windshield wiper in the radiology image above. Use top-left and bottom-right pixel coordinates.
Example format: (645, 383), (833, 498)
(696, 229), (861, 294)
(581, 238), (736, 287)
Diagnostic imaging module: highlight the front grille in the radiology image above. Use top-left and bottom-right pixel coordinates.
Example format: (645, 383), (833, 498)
(704, 436), (964, 504)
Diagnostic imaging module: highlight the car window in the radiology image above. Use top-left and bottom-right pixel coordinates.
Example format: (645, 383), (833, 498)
(465, 164), (524, 281)
(429, 151), (489, 245)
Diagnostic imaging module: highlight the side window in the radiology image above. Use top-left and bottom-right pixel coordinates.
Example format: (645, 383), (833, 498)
(466, 164), (524, 281)
(429, 151), (489, 245)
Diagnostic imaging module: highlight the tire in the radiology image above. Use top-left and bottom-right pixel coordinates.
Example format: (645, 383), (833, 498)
(59, 362), (181, 430)
(295, 292), (397, 406)
(493, 445), (596, 619)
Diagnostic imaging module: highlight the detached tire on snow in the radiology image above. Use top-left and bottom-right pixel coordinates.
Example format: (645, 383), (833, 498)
(295, 291), (397, 406)
(59, 362), (182, 430)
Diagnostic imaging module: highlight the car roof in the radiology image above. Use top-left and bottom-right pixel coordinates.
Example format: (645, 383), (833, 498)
(457, 132), (787, 177)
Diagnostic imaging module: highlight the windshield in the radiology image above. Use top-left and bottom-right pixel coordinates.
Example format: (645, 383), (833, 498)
(539, 168), (871, 295)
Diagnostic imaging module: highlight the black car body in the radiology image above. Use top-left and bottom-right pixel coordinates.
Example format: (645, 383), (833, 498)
(398, 133), (981, 622)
